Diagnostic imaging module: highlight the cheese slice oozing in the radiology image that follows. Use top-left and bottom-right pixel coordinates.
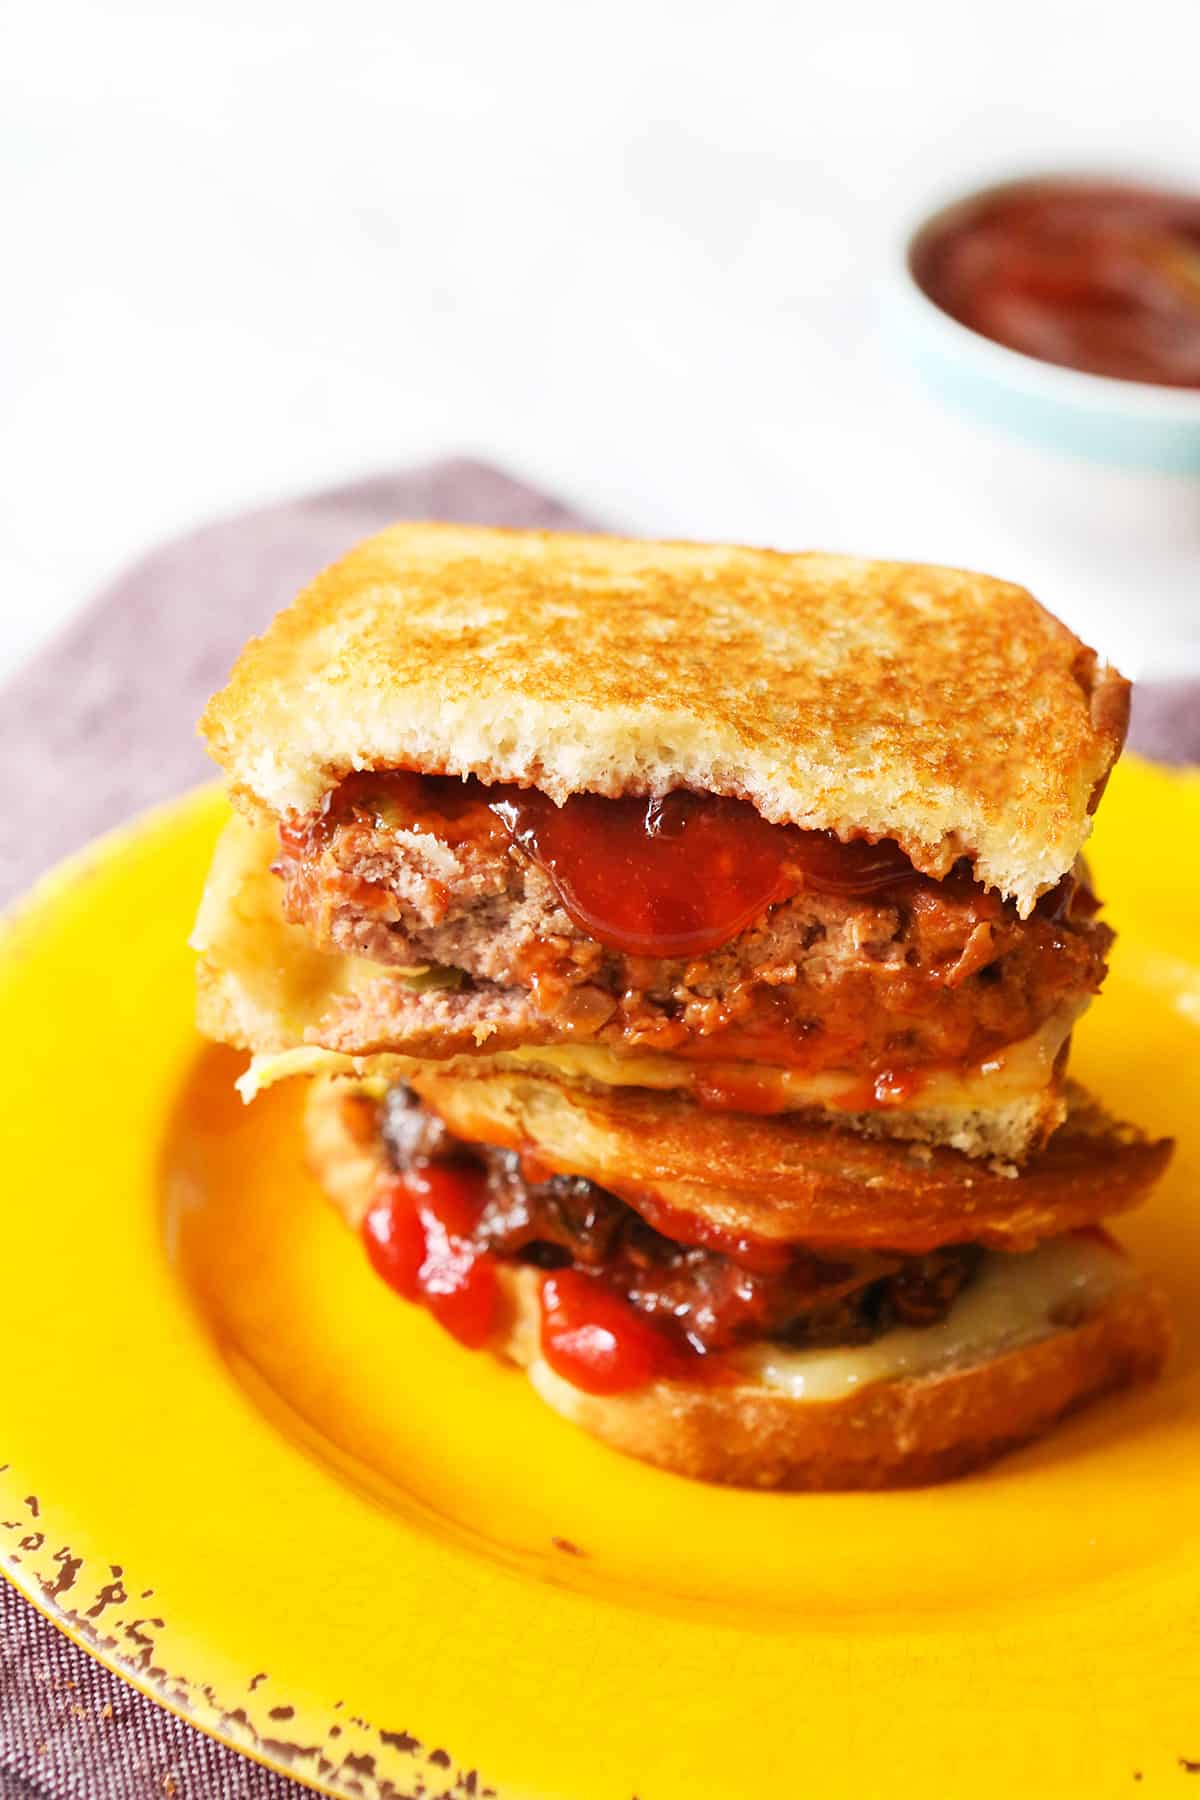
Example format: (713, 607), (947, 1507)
(233, 1010), (1078, 1118)
(747, 1234), (1130, 1403)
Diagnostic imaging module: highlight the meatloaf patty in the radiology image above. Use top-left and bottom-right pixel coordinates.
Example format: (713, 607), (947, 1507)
(276, 773), (1112, 1074)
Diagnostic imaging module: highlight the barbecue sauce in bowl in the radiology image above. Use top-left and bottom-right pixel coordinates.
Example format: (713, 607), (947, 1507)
(912, 178), (1200, 389)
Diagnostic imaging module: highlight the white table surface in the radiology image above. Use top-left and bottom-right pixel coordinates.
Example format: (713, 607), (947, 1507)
(4, 0), (1199, 687)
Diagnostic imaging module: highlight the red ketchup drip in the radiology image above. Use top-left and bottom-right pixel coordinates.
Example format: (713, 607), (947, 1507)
(539, 1269), (690, 1394)
(362, 1166), (498, 1348)
(488, 787), (914, 959)
(832, 1067), (926, 1112)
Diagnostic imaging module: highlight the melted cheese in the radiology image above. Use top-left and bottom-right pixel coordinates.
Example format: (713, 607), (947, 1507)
(237, 1008), (1076, 1114)
(497, 1017), (1078, 1111)
(748, 1236), (1129, 1402)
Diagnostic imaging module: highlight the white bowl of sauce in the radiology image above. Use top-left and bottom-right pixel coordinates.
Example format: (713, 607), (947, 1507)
(884, 170), (1200, 678)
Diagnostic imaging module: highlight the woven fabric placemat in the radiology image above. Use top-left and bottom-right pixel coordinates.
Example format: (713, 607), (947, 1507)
(0, 458), (1195, 1799)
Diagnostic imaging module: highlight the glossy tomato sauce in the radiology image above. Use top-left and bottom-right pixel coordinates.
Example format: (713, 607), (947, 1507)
(363, 1164), (498, 1348)
(491, 786), (915, 958)
(361, 1171), (696, 1389)
(538, 1269), (695, 1393)
(912, 178), (1200, 388)
(317, 771), (918, 961)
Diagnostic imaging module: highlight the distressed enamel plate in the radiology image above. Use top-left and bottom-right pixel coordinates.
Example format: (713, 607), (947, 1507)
(2, 759), (1200, 1800)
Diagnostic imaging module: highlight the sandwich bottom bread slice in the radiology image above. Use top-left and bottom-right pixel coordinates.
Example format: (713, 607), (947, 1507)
(305, 1077), (1171, 1490)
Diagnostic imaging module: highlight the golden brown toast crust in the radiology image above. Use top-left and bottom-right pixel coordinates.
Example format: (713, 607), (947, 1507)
(200, 524), (1128, 914)
(407, 1068), (1173, 1253)
(304, 1078), (1170, 1490)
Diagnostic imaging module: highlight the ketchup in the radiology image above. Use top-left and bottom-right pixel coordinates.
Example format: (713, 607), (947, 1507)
(362, 1178), (720, 1390)
(316, 771), (918, 960)
(489, 786), (914, 958)
(539, 1270), (688, 1394)
(832, 1067), (926, 1112)
(913, 178), (1200, 388)
(362, 1166), (498, 1348)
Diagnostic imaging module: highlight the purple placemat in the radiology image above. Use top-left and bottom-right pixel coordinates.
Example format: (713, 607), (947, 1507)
(1128, 679), (1200, 767)
(0, 458), (1197, 1800)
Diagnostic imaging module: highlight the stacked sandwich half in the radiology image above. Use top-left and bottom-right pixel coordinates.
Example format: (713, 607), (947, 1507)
(193, 525), (1172, 1488)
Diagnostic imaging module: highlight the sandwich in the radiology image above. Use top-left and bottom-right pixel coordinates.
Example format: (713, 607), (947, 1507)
(193, 524), (1172, 1488)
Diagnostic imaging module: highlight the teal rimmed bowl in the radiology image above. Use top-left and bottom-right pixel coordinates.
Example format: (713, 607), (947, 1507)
(886, 170), (1200, 474)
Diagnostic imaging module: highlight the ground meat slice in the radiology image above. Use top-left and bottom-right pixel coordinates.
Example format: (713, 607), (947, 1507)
(380, 1083), (982, 1355)
(277, 772), (1113, 1076)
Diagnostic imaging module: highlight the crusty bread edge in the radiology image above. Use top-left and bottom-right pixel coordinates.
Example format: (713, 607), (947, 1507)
(304, 1077), (1171, 1490)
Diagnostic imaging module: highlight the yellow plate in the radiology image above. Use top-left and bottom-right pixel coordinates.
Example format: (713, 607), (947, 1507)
(3, 758), (1200, 1800)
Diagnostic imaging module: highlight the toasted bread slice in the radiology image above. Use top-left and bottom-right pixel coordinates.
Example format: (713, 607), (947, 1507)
(305, 1078), (1170, 1489)
(193, 813), (1081, 1160)
(201, 524), (1127, 914)
(407, 1068), (1173, 1252)
(516, 1273), (1169, 1489)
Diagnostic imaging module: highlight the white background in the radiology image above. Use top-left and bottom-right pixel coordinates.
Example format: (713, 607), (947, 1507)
(3, 0), (1199, 684)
